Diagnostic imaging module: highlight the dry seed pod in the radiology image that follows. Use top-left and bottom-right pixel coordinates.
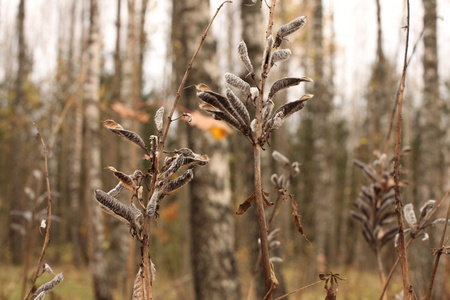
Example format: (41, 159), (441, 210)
(106, 166), (136, 193)
(272, 151), (290, 166)
(403, 203), (417, 227)
(250, 87), (259, 102)
(34, 273), (64, 296)
(95, 190), (138, 226)
(238, 40), (254, 75)
(146, 188), (162, 218)
(224, 73), (251, 96)
(274, 16), (307, 48)
(103, 121), (149, 153)
(262, 100), (274, 125)
(163, 169), (194, 194)
(419, 199), (435, 220)
(261, 35), (274, 69)
(270, 174), (278, 187)
(272, 94), (313, 120)
(205, 109), (243, 133)
(226, 88), (251, 128)
(155, 106), (164, 133)
(268, 77), (313, 100)
(103, 119), (124, 130)
(270, 49), (292, 67)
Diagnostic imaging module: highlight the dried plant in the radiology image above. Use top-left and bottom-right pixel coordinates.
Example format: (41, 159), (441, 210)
(96, 117), (209, 296)
(196, 5), (312, 298)
(350, 150), (409, 293)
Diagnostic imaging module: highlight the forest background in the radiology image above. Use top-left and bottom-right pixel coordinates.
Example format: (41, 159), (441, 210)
(1, 0), (450, 299)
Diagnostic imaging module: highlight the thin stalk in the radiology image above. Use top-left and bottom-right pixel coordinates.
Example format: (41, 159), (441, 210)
(254, 145), (272, 298)
(23, 129), (53, 300)
(375, 246), (388, 300)
(392, 0), (412, 298)
(425, 196), (450, 299)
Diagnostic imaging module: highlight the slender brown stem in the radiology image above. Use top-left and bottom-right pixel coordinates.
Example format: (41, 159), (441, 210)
(274, 280), (322, 300)
(392, 1), (412, 299)
(426, 195), (450, 299)
(23, 129), (53, 300)
(254, 145), (272, 298)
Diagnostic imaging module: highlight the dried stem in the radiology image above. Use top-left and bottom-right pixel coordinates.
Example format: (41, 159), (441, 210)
(426, 193), (450, 299)
(392, 1), (412, 298)
(159, 0), (232, 151)
(274, 280), (322, 300)
(252, 1), (278, 299)
(23, 129), (53, 300)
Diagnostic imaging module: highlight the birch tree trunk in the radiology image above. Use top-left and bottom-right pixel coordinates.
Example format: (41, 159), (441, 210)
(311, 0), (335, 273)
(416, 0), (444, 297)
(171, 1), (239, 299)
(83, 0), (112, 298)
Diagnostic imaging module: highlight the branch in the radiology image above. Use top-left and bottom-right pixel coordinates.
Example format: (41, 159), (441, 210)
(23, 128), (53, 300)
(392, 1), (412, 298)
(426, 192), (450, 299)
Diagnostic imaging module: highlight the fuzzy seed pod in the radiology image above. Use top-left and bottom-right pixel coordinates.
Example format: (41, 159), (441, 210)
(34, 273), (64, 297)
(403, 203), (417, 227)
(250, 87), (259, 103)
(268, 77), (313, 100)
(262, 100), (274, 126)
(238, 40), (254, 75)
(262, 35), (274, 69)
(163, 169), (194, 194)
(224, 73), (251, 96)
(272, 151), (290, 166)
(226, 88), (251, 128)
(270, 49), (292, 67)
(419, 199), (435, 220)
(155, 106), (164, 133)
(146, 188), (162, 218)
(95, 190), (142, 229)
(274, 16), (307, 48)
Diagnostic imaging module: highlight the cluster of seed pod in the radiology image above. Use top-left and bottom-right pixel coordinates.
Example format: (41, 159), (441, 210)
(196, 16), (313, 146)
(270, 150), (300, 190)
(94, 109), (209, 241)
(350, 153), (404, 251)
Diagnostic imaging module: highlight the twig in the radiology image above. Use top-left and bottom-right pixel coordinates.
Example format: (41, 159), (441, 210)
(392, 1), (412, 298)
(274, 280), (322, 300)
(159, 0), (232, 152)
(426, 193), (450, 299)
(23, 128), (53, 300)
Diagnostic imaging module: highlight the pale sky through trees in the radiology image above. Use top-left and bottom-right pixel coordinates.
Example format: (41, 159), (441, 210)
(1, 0), (450, 117)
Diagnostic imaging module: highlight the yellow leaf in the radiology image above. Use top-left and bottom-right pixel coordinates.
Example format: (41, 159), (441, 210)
(209, 127), (228, 140)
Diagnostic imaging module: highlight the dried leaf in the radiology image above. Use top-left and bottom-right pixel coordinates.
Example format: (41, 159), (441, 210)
(195, 83), (212, 92)
(106, 166), (136, 193)
(236, 193), (256, 215)
(268, 77), (313, 100)
(103, 120), (148, 152)
(238, 40), (254, 75)
(103, 119), (124, 130)
(274, 16), (307, 48)
(290, 197), (310, 243)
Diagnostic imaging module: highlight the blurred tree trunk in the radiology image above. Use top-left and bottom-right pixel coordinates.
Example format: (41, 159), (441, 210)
(68, 0), (84, 266)
(9, 0), (27, 265)
(237, 2), (265, 299)
(171, 1), (240, 299)
(83, 0), (112, 299)
(311, 0), (335, 274)
(416, 0), (444, 298)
